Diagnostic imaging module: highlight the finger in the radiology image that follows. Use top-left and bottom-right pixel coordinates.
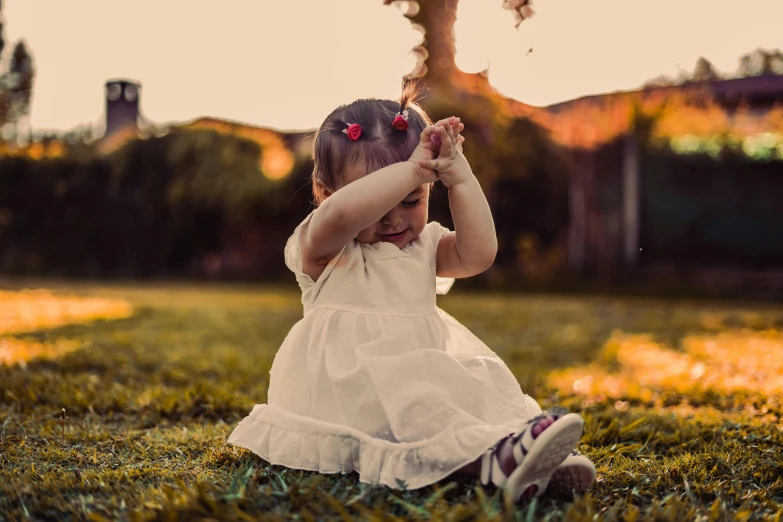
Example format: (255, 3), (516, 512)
(439, 126), (451, 148)
(449, 118), (460, 143)
(452, 118), (460, 135)
(421, 126), (443, 147)
(421, 127), (444, 151)
(442, 125), (455, 148)
(420, 126), (439, 141)
(445, 123), (455, 144)
(436, 117), (457, 130)
(438, 125), (451, 146)
(419, 159), (447, 171)
(440, 126), (457, 149)
(457, 136), (465, 154)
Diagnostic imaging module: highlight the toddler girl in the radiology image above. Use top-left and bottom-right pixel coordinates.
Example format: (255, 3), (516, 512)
(228, 82), (595, 502)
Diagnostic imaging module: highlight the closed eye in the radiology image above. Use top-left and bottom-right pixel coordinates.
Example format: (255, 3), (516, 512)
(401, 198), (421, 208)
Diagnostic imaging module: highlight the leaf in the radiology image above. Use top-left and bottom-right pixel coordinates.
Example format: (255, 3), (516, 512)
(423, 481), (457, 508)
(221, 465), (254, 500)
(395, 477), (409, 490)
(391, 495), (430, 518)
(620, 416), (648, 436)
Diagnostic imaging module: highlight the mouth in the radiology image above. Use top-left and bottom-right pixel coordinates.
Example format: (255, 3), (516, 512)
(379, 230), (407, 242)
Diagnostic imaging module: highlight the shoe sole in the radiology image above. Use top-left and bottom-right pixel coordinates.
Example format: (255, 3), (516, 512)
(547, 454), (596, 499)
(503, 413), (584, 503)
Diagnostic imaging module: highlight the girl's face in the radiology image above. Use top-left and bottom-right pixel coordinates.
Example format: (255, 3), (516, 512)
(340, 162), (430, 249)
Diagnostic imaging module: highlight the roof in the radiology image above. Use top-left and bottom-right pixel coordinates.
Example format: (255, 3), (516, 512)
(545, 75), (783, 113)
(710, 74), (783, 99)
(105, 78), (142, 87)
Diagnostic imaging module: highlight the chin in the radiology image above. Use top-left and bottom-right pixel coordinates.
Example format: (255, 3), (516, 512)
(377, 227), (410, 245)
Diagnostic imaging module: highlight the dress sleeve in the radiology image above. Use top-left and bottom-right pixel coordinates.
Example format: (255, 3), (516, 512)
(284, 211), (317, 290)
(424, 221), (456, 295)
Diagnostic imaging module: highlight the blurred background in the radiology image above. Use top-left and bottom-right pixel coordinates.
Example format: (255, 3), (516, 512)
(1, 0), (782, 299)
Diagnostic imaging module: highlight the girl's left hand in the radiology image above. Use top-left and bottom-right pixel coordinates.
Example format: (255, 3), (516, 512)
(427, 117), (465, 154)
(419, 117), (471, 188)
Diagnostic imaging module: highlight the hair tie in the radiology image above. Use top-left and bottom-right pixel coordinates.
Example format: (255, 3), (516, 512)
(391, 109), (409, 131)
(342, 123), (362, 141)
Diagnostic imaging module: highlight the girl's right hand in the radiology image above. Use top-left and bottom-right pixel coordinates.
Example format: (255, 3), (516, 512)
(419, 118), (471, 188)
(407, 126), (441, 185)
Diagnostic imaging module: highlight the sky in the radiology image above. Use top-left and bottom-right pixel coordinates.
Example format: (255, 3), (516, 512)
(2, 0), (783, 134)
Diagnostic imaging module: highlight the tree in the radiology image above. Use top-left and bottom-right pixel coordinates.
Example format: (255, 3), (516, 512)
(692, 57), (721, 82)
(5, 42), (34, 120)
(0, 0), (5, 59)
(383, 0), (534, 84)
(737, 48), (783, 77)
(380, 1), (572, 281)
(0, 1), (35, 133)
(643, 74), (678, 88)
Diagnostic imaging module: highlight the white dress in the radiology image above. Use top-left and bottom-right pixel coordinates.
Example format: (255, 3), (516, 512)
(228, 211), (542, 490)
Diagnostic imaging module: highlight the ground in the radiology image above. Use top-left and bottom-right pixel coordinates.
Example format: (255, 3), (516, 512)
(1, 280), (782, 521)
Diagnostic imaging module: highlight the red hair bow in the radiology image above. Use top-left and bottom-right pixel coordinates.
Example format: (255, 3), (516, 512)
(343, 123), (362, 141)
(392, 109), (409, 131)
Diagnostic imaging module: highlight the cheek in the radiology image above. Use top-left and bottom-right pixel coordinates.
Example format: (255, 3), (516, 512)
(408, 202), (429, 229)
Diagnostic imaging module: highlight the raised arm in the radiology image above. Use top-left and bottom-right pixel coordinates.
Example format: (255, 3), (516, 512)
(300, 128), (440, 280)
(419, 119), (498, 278)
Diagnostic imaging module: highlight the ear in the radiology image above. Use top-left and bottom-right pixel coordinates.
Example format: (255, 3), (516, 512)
(314, 178), (332, 204)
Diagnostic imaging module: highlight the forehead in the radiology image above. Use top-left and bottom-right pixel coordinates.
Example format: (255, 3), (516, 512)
(342, 162), (367, 185)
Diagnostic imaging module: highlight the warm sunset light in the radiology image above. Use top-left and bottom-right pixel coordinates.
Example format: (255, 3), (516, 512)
(0, 289), (133, 364)
(548, 329), (783, 407)
(182, 118), (295, 180)
(0, 289), (132, 337)
(3, 1), (783, 518)
(3, 0), (782, 134)
(0, 337), (84, 366)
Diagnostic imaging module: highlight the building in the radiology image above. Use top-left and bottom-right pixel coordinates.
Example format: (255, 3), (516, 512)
(104, 79), (141, 138)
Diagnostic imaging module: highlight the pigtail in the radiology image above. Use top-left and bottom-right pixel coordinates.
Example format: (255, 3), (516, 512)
(399, 78), (411, 115)
(399, 77), (413, 115)
(392, 78), (426, 132)
(399, 77), (426, 114)
(312, 88), (434, 204)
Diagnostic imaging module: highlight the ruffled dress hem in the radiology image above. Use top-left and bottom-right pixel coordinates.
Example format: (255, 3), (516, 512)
(227, 404), (515, 490)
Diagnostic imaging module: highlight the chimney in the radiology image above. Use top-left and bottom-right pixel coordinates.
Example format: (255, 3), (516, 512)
(104, 79), (140, 139)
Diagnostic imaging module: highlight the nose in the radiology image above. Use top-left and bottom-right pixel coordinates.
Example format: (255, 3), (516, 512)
(381, 207), (403, 227)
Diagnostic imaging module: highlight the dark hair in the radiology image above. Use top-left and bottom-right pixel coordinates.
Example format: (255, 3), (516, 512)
(311, 80), (432, 204)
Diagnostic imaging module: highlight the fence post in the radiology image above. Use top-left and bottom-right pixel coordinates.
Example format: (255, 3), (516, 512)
(623, 132), (640, 266)
(568, 154), (586, 273)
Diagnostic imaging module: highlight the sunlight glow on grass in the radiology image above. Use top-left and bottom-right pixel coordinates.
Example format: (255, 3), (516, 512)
(0, 289), (133, 336)
(0, 337), (85, 366)
(0, 289), (132, 364)
(548, 329), (783, 409)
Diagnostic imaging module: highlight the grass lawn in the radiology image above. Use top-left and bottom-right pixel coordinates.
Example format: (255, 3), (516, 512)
(1, 280), (782, 521)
